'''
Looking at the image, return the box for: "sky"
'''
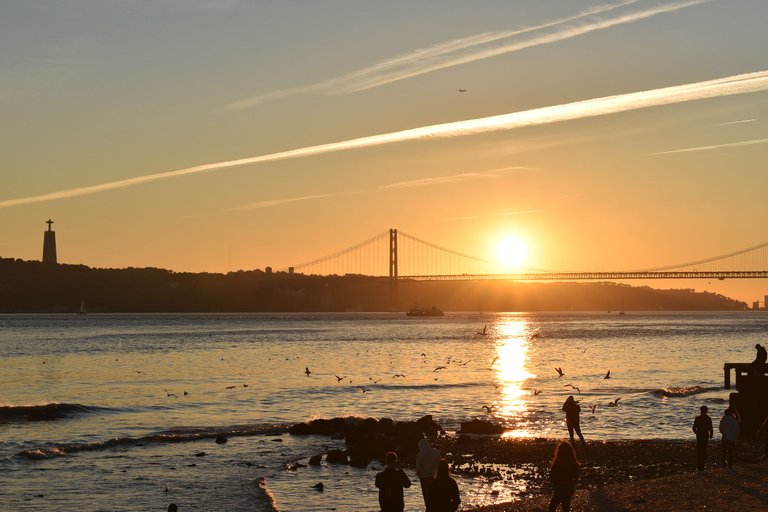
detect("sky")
[2,0,768,304]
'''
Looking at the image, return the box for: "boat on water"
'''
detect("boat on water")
[77,300,87,315]
[406,306,444,317]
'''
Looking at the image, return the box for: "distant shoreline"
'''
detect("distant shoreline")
[0,257,748,313]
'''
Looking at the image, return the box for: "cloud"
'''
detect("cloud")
[224,0,709,110]
[382,166,531,189]
[649,138,768,155]
[3,68,768,210]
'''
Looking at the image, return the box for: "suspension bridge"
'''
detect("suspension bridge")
[289,229,768,282]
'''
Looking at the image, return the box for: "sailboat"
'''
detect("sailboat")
[77,300,88,315]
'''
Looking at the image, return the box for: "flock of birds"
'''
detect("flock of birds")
[154,322,626,417]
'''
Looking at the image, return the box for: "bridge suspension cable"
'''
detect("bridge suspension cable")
[288,229,768,280]
[637,241,768,272]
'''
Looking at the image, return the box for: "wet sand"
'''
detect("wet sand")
[428,436,768,511]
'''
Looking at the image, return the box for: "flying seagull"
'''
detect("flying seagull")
[604,370,611,379]
[335,375,346,382]
[555,367,565,378]
[607,398,621,407]
[305,367,311,377]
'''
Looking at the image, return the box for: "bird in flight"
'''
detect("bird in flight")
[305,367,311,377]
[393,374,406,378]
[555,367,565,378]
[164,389,178,398]
[533,389,542,396]
[358,386,369,393]
[335,375,346,382]
[478,324,487,335]
[565,384,581,394]
[225,386,236,390]
[458,88,467,92]
[607,398,621,407]
[589,404,597,414]
[482,405,495,414]
[604,370,611,379]
[489,356,499,369]
[434,366,447,372]
[369,377,382,384]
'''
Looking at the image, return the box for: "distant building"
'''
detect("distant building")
[764,295,768,310]
[42,219,57,265]
[753,301,760,310]
[265,266,272,274]
[288,267,294,274]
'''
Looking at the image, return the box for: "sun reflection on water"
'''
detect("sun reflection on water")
[494,318,534,437]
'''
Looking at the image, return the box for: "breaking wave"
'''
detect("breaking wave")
[652,386,719,398]
[0,403,110,422]
[18,423,289,460]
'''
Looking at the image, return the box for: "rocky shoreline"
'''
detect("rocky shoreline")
[287,416,768,510]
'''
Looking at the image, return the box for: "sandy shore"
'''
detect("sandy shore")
[425,435,768,511]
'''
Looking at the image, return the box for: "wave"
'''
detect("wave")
[0,403,111,422]
[651,385,720,398]
[253,477,281,512]
[17,423,290,460]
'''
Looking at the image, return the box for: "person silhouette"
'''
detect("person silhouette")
[753,344,767,366]
[415,438,441,509]
[692,405,713,471]
[718,407,740,468]
[548,441,580,512]
[562,396,586,448]
[426,459,460,512]
[375,452,411,512]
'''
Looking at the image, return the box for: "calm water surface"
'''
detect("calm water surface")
[1,312,766,511]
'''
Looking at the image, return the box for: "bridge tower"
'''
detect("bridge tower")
[42,219,57,265]
[389,229,398,308]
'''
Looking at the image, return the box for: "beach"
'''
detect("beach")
[460,437,768,511]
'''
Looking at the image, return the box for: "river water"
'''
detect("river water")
[1,311,765,511]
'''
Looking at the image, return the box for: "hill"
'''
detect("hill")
[0,258,747,313]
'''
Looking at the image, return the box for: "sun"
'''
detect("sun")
[495,236,529,269]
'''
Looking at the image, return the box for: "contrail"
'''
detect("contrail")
[225,0,708,109]
[382,166,531,189]
[716,118,757,126]
[225,193,336,211]
[3,69,768,210]
[649,137,768,155]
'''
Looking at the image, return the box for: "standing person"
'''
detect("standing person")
[562,396,586,448]
[375,452,411,512]
[426,459,460,512]
[416,438,441,509]
[548,441,581,512]
[719,407,741,468]
[692,405,713,471]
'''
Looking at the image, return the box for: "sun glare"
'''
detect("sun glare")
[495,236,529,269]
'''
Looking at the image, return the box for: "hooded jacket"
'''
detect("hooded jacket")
[415,438,441,479]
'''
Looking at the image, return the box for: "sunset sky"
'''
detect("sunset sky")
[2,0,767,303]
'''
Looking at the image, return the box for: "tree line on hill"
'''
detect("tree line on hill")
[0,257,747,313]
